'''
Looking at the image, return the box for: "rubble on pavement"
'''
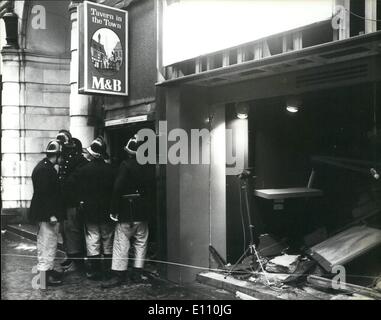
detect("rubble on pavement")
[205,223,381,300]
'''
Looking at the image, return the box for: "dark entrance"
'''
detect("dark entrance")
[225,82,381,262]
[107,121,155,166]
[106,120,158,262]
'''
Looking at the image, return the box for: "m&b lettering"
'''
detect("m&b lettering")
[92,76,122,92]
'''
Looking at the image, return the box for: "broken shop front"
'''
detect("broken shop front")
[159,30,381,289]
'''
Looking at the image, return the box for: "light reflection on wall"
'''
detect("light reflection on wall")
[163,0,333,66]
[0,19,5,74]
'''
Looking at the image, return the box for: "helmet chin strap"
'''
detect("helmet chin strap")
[54,154,60,165]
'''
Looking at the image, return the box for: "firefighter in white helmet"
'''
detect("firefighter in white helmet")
[29,139,65,286]
[65,136,115,280]
[102,133,155,288]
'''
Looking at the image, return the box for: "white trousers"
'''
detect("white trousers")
[84,223,114,256]
[111,222,149,271]
[37,222,60,272]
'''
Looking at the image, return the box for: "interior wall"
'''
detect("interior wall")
[222,81,381,258]
[248,83,381,242]
[250,97,311,189]
[225,104,250,263]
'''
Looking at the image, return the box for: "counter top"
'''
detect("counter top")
[254,188,323,200]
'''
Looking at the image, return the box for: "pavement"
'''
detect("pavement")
[1,230,237,300]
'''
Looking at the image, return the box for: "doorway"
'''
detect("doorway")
[106,120,158,263]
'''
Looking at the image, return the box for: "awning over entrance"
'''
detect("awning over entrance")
[157,30,381,89]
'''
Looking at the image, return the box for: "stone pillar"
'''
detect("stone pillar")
[165,87,181,282]
[69,1,96,147]
[1,47,27,212]
[1,2,26,214]
[165,86,211,283]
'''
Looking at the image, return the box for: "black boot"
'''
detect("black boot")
[73,252,86,271]
[101,270,126,289]
[61,254,77,271]
[45,270,63,286]
[128,267,146,283]
[102,254,113,280]
[86,255,102,280]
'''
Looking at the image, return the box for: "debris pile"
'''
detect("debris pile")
[265,254,300,274]
[208,224,381,300]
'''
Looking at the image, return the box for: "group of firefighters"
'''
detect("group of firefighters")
[28,130,155,288]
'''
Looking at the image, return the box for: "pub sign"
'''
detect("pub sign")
[78,1,128,96]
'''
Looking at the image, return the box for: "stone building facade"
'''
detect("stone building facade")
[1,0,157,220]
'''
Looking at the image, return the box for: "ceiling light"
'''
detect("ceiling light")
[286,106,299,113]
[235,102,249,119]
[286,96,301,113]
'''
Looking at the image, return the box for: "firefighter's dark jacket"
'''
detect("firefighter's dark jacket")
[61,154,89,207]
[110,157,155,222]
[58,150,88,182]
[65,158,115,223]
[28,158,65,223]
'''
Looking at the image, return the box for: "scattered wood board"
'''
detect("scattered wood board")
[265,254,300,273]
[257,234,288,257]
[197,271,331,300]
[307,275,381,300]
[236,291,259,300]
[209,245,227,270]
[308,225,381,272]
[283,260,317,285]
[249,272,289,288]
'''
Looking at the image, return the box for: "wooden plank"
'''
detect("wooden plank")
[283,260,317,285]
[236,291,259,300]
[254,188,323,200]
[307,275,381,299]
[197,272,324,300]
[197,272,283,300]
[209,245,227,270]
[309,226,381,272]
